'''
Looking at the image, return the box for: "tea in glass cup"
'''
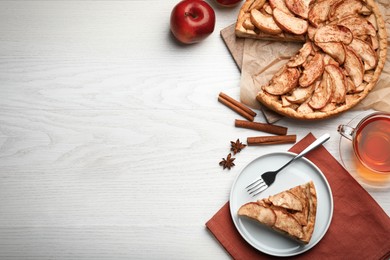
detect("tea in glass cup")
[338,112,390,174]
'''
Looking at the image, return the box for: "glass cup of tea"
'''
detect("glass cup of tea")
[338,112,390,174]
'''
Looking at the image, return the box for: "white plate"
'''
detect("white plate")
[230,152,333,257]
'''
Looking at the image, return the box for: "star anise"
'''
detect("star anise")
[230,139,246,154]
[219,153,235,170]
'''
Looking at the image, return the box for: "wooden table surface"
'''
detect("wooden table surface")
[0,1,388,259]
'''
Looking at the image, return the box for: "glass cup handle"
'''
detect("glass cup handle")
[337,124,354,141]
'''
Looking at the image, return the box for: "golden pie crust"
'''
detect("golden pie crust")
[235,0,387,120]
[238,181,317,244]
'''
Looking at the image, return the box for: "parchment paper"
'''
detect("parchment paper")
[221,24,284,123]
[239,0,390,113]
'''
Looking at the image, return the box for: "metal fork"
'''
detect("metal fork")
[246,133,330,196]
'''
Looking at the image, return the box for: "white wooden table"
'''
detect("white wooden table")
[0,1,388,259]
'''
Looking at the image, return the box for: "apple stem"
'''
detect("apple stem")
[185,12,197,19]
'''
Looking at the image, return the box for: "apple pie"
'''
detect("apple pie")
[238,181,317,244]
[235,0,387,119]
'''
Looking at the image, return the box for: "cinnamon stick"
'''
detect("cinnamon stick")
[219,92,257,117]
[218,96,255,121]
[247,135,297,145]
[235,119,288,135]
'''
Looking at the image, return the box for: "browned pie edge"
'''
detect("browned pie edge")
[237,0,387,120]
[302,181,317,243]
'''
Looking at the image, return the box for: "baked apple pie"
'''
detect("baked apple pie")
[235,0,387,119]
[238,181,317,244]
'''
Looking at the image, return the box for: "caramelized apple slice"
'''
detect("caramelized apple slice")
[299,53,324,87]
[273,8,308,35]
[345,77,356,93]
[274,210,304,239]
[262,91,280,102]
[338,15,376,38]
[287,42,313,67]
[281,95,293,107]
[355,82,367,93]
[281,96,299,109]
[359,5,372,16]
[366,13,378,31]
[238,202,276,227]
[344,47,364,88]
[307,25,317,41]
[348,38,377,70]
[262,3,274,15]
[269,0,293,15]
[326,64,347,104]
[308,0,340,27]
[345,93,361,106]
[315,42,345,64]
[285,82,316,104]
[250,9,283,34]
[363,71,374,83]
[328,0,363,21]
[314,25,353,44]
[323,54,340,66]
[370,36,379,50]
[285,0,314,19]
[248,0,267,11]
[263,66,300,95]
[268,189,304,211]
[308,70,333,109]
[297,100,314,114]
[310,41,321,54]
[320,102,337,112]
[243,13,255,30]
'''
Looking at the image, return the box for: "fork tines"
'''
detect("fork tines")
[246,178,268,196]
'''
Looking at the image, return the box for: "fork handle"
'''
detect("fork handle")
[294,133,330,161]
[274,134,330,174]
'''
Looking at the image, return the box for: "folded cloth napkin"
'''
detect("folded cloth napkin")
[206,133,390,260]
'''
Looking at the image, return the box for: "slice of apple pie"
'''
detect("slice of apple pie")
[235,0,387,119]
[238,181,317,244]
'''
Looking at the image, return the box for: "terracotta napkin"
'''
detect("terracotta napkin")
[206,133,390,259]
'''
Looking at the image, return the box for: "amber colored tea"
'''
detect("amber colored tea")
[354,116,390,173]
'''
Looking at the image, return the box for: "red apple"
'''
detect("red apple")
[170,0,216,44]
[215,0,243,7]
